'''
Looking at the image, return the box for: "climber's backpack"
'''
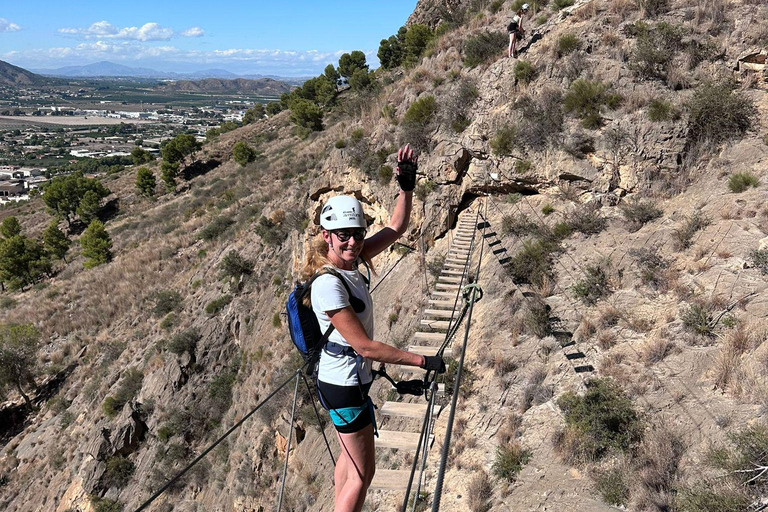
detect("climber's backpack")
[286,268,354,375]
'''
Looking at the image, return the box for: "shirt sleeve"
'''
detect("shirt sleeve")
[311,273,350,313]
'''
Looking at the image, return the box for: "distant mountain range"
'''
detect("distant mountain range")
[158,78,293,96]
[31,60,309,84]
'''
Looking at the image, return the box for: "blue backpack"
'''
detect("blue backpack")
[286,268,353,375]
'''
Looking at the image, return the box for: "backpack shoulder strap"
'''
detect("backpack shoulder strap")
[318,267,355,297]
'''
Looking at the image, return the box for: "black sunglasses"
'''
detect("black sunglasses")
[332,228,367,242]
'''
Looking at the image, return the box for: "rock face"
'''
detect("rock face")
[407,0,468,27]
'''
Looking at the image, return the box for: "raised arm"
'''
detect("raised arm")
[362,144,417,259]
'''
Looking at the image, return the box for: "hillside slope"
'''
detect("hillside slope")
[1,0,768,511]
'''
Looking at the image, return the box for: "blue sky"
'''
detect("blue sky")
[0,1,418,75]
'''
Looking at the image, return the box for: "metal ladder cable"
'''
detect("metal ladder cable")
[431,199,489,512]
[132,366,307,512]
[301,373,336,466]
[400,207,482,511]
[277,372,301,512]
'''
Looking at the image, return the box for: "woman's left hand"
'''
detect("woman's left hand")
[396,143,418,192]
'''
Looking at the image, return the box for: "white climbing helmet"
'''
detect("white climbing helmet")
[320,195,367,230]
[522,3,530,10]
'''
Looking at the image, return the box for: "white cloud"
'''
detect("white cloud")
[58,21,174,41]
[180,27,204,37]
[0,18,21,33]
[3,43,362,75]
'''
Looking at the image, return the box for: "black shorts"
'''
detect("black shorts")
[316,380,373,434]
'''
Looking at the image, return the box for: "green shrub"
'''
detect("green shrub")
[647,98,677,122]
[103,368,143,418]
[490,125,519,156]
[629,21,684,80]
[727,172,759,193]
[160,313,177,331]
[672,211,710,250]
[152,290,183,317]
[492,442,531,480]
[200,216,235,241]
[515,89,564,150]
[630,248,671,290]
[567,205,607,235]
[620,199,662,231]
[335,139,347,149]
[415,180,437,201]
[638,0,669,17]
[508,239,559,286]
[515,160,532,173]
[273,311,281,328]
[555,378,643,463]
[501,214,540,237]
[232,141,258,167]
[681,303,712,335]
[463,31,508,67]
[557,33,581,57]
[403,96,437,125]
[572,262,611,304]
[563,79,615,129]
[103,456,135,489]
[254,216,286,246]
[218,251,253,281]
[686,81,755,147]
[91,496,123,512]
[513,61,537,84]
[675,485,750,512]
[489,0,505,13]
[205,295,232,316]
[378,165,394,184]
[542,204,554,215]
[167,329,199,355]
[750,248,768,274]
[595,467,630,506]
[709,424,768,486]
[553,0,574,8]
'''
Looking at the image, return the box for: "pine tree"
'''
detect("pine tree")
[76,190,102,224]
[80,220,112,269]
[42,221,70,262]
[0,217,21,239]
[160,161,180,193]
[0,235,50,290]
[0,323,40,409]
[135,167,156,197]
[232,142,257,166]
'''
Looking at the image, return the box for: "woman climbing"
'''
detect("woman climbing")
[508,3,530,58]
[303,144,446,512]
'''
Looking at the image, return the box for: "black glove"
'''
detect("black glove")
[395,379,426,396]
[396,160,418,192]
[421,355,446,373]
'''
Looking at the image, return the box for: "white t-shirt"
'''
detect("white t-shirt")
[311,267,374,386]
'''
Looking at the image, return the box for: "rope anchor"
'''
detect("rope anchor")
[462,283,483,304]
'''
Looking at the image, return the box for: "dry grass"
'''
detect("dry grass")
[640,335,677,365]
[630,424,685,511]
[468,470,494,512]
[575,316,597,342]
[607,0,638,15]
[596,329,618,350]
[598,305,621,328]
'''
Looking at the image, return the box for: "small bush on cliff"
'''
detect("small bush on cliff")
[555,378,643,463]
[492,441,531,480]
[750,249,768,275]
[514,60,537,84]
[686,81,755,147]
[463,31,508,67]
[490,125,519,156]
[727,172,759,193]
[557,33,581,57]
[620,199,663,231]
[647,98,679,122]
[102,367,143,418]
[563,79,621,129]
[205,295,232,316]
[672,210,710,250]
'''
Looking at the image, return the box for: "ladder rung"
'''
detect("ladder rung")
[435,283,460,290]
[565,352,586,360]
[498,257,512,265]
[424,309,458,318]
[482,232,497,238]
[420,319,450,330]
[376,430,433,451]
[369,469,412,490]
[428,300,456,308]
[379,401,437,418]
[575,365,595,373]
[408,345,459,357]
[445,258,467,264]
[488,240,501,247]
[413,332,446,342]
[441,270,464,276]
[492,248,507,255]
[437,276,462,284]
[431,291,457,298]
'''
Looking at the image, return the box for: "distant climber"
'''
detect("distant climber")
[303,144,446,512]
[508,3,530,58]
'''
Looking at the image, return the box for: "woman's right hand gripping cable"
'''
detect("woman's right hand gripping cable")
[421,355,446,373]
